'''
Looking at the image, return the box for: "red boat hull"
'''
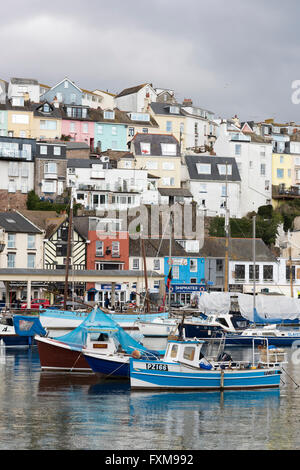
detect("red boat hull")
[36,337,92,372]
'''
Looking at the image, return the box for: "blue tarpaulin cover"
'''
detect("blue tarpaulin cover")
[50,308,164,357]
[13,315,47,337]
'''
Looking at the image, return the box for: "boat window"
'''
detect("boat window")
[183,346,195,361]
[216,318,229,328]
[170,344,178,358]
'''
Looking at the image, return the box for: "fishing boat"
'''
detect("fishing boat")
[129,336,286,391]
[0,315,46,347]
[35,307,163,373]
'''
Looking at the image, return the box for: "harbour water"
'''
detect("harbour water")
[1,341,300,451]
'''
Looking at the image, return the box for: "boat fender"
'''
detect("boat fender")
[131,350,141,359]
[199,361,212,371]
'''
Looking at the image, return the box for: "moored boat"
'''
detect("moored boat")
[129,337,286,391]
[225,324,300,347]
[35,307,164,373]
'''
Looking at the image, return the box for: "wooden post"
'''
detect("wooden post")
[64,189,74,311]
[27,279,31,310]
[111,282,116,310]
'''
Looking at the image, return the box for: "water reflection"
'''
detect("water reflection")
[0,345,300,450]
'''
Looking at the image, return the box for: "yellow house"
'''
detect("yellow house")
[6,102,62,140]
[272,152,293,207]
[130,133,182,188]
[149,102,185,150]
[7,106,34,138]
[31,102,62,140]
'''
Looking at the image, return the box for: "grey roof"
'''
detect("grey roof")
[158,188,193,197]
[65,142,90,149]
[185,155,241,182]
[130,237,277,262]
[150,102,184,116]
[0,212,42,234]
[132,133,180,156]
[10,77,39,85]
[200,237,277,262]
[67,158,95,168]
[116,84,148,98]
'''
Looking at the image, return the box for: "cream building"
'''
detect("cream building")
[130,133,182,189]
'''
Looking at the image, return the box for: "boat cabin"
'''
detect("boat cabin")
[164,339,205,368]
[84,328,119,355]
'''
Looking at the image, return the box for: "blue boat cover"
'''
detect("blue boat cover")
[50,307,164,357]
[13,315,47,337]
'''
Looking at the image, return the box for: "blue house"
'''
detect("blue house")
[91,108,128,152]
[164,256,206,305]
[41,77,83,106]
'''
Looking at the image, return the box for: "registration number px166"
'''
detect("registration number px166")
[146,363,169,371]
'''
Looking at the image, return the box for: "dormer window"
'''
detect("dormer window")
[196,163,211,174]
[169,106,180,114]
[140,143,151,155]
[104,110,115,120]
[43,103,50,113]
[218,164,232,175]
[161,143,177,156]
[129,112,150,122]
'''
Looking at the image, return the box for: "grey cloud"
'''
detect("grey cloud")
[1,0,300,123]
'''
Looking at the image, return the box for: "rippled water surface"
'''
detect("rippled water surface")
[0,343,300,450]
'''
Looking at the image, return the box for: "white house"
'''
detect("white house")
[67,158,160,210]
[115,84,157,113]
[183,155,242,218]
[213,121,273,216]
[181,101,217,150]
[8,78,40,104]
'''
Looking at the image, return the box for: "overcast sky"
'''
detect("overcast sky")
[1,0,300,122]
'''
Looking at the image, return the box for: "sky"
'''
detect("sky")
[1,0,300,123]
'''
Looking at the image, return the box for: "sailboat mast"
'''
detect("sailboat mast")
[64,188,74,310]
[224,162,229,292]
[168,210,173,313]
[141,236,150,313]
[253,215,256,313]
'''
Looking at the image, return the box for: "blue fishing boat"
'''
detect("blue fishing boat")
[129,337,285,391]
[0,315,46,347]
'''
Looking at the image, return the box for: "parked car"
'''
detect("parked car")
[21,299,50,310]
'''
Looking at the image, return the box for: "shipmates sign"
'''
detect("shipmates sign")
[171,284,207,293]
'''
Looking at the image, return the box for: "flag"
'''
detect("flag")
[166,266,172,292]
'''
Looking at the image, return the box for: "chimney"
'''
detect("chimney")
[183,98,193,106]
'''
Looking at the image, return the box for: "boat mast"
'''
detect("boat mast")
[63,187,74,311]
[168,210,173,314]
[252,215,256,317]
[224,162,229,292]
[141,234,150,313]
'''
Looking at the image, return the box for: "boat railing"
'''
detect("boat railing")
[251,338,288,367]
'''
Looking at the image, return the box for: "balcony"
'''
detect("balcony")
[272,184,300,200]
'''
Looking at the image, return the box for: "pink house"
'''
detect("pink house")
[61,118,95,149]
